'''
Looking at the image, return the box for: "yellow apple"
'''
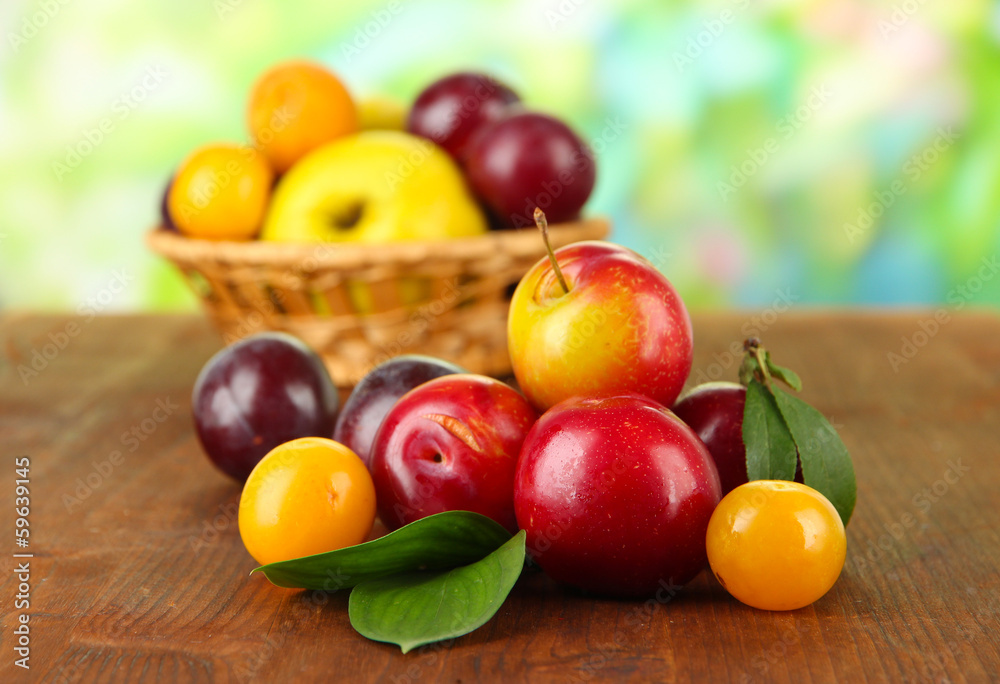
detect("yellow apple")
[261,130,487,243]
[262,131,486,313]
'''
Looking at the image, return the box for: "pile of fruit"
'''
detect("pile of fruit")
[191,211,857,652]
[160,62,596,242]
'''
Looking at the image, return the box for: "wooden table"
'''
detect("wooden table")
[1,312,998,683]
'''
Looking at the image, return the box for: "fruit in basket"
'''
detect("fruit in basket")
[358,94,407,131]
[706,480,846,611]
[407,72,520,161]
[239,437,376,565]
[193,332,339,481]
[514,394,722,597]
[247,60,358,173]
[672,382,749,496]
[465,111,595,227]
[508,214,693,412]
[334,355,466,469]
[261,130,487,243]
[370,374,537,533]
[159,174,177,231]
[167,143,273,240]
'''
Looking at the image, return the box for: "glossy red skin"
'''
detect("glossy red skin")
[672,383,748,495]
[508,241,693,412]
[407,72,520,161]
[192,333,339,481]
[465,111,595,226]
[514,394,722,597]
[333,355,465,469]
[370,374,537,533]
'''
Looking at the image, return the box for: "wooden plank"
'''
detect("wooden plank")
[0,312,998,683]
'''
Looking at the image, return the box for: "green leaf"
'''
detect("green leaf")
[772,389,857,525]
[742,379,798,481]
[764,352,803,392]
[251,511,512,591]
[348,530,526,653]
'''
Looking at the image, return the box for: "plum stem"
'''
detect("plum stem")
[740,337,804,392]
[752,348,773,390]
[534,208,569,295]
[740,337,772,389]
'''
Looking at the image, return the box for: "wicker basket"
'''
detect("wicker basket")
[147,218,610,387]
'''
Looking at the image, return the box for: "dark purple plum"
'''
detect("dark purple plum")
[160,174,177,231]
[334,355,465,469]
[672,382,748,495]
[407,72,520,161]
[673,381,802,495]
[193,332,338,481]
[464,111,595,227]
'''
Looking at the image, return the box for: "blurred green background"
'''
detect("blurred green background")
[2,0,998,312]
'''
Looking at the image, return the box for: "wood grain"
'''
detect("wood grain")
[1,311,998,683]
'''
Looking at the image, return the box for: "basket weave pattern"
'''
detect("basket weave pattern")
[147,218,610,387]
